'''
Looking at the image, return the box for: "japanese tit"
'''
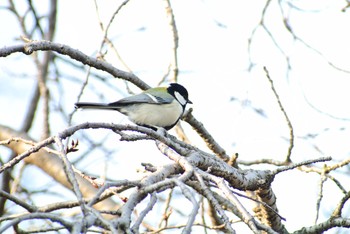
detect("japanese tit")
[74,83,192,130]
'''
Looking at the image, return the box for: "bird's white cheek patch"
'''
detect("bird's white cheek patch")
[174,91,187,105]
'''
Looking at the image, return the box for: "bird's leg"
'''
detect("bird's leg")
[156,126,167,137]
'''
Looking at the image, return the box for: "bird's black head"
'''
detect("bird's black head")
[167,83,192,106]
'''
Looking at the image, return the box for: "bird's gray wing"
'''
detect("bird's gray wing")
[108,92,173,106]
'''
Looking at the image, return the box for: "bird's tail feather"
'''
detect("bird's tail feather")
[74,102,120,111]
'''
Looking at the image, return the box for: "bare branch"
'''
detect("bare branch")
[0,213,73,233]
[252,188,286,233]
[2,1,350,233]
[215,178,259,233]
[131,192,157,232]
[53,136,88,215]
[0,125,120,216]
[194,171,236,233]
[0,40,150,90]
[263,67,294,162]
[174,180,199,234]
[273,156,332,175]
[292,217,350,234]
[332,190,350,218]
[314,171,327,224]
[162,0,179,83]
[183,109,230,162]
[158,189,174,229]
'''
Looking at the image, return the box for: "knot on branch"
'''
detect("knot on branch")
[24,44,34,55]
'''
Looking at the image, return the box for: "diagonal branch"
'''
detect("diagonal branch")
[263,66,294,162]
[0,125,119,216]
[0,40,150,91]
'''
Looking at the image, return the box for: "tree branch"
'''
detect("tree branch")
[0,40,150,90]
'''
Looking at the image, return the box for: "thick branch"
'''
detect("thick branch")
[0,40,149,90]
[0,125,119,215]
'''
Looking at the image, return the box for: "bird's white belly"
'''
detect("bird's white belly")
[125,101,183,127]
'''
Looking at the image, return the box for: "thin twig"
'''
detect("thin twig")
[131,192,157,232]
[194,171,236,233]
[315,171,327,224]
[263,66,294,162]
[273,156,332,175]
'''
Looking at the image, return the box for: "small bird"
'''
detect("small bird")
[75,83,192,130]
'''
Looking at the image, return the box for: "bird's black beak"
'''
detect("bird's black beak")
[187,100,193,104]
